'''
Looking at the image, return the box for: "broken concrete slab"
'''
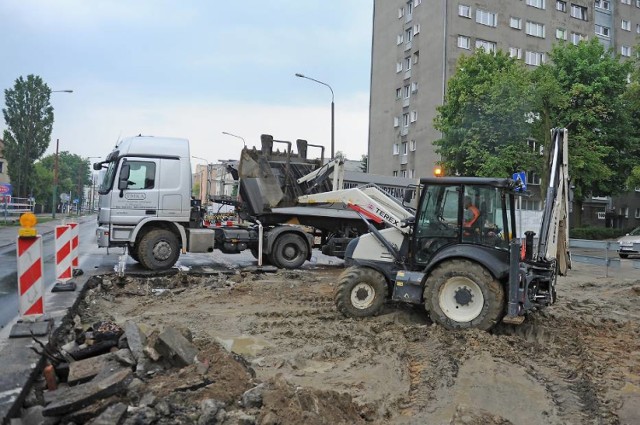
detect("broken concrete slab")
[87,402,127,425]
[9,319,53,338]
[67,349,134,385]
[123,321,146,363]
[156,327,198,367]
[42,369,132,417]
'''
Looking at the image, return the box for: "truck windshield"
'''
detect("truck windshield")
[98,161,118,194]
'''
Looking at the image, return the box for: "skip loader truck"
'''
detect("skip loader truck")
[95,129,569,330]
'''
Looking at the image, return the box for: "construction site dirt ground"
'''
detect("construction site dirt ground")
[77,262,640,425]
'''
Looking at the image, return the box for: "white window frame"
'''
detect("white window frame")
[393,117,400,128]
[393,171,398,177]
[635,208,640,219]
[525,51,545,66]
[458,35,471,49]
[402,142,408,155]
[637,23,640,33]
[396,88,401,99]
[409,140,416,151]
[458,4,471,18]
[509,46,522,59]
[396,61,403,73]
[556,0,567,11]
[636,0,640,7]
[476,9,497,27]
[398,7,405,18]
[597,211,606,220]
[413,24,421,35]
[621,45,631,57]
[510,17,522,29]
[556,27,567,39]
[526,0,546,9]
[397,34,404,45]
[413,51,420,64]
[475,39,496,53]
[571,4,588,20]
[414,0,422,6]
[404,56,412,71]
[622,20,631,31]
[571,32,586,44]
[526,21,546,38]
[410,110,418,123]
[403,85,411,99]
[405,28,413,43]
[403,113,410,127]
[595,24,610,37]
[595,0,611,9]
[621,0,630,5]
[411,82,418,93]
[393,143,400,155]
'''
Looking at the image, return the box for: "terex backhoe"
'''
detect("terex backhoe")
[299,128,571,330]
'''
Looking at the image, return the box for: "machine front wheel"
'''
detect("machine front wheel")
[335,267,388,318]
[424,260,504,330]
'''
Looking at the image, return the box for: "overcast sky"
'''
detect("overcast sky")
[0,0,373,168]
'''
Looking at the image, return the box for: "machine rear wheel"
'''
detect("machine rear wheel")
[424,260,504,330]
[250,248,272,266]
[272,233,308,269]
[335,267,388,318]
[138,229,180,271]
[619,253,629,259]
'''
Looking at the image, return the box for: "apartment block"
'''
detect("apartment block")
[368,0,640,178]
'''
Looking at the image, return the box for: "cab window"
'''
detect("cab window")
[124,161,156,190]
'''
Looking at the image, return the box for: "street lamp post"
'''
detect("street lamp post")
[295,73,335,159]
[221,132,246,148]
[51,89,73,219]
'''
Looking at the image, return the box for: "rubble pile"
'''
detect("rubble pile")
[14,275,367,425]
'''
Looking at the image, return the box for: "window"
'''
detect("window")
[411,82,418,93]
[393,117,400,127]
[636,0,640,7]
[393,143,400,155]
[635,208,640,219]
[622,207,629,218]
[413,51,420,64]
[458,4,471,18]
[404,56,412,70]
[396,61,403,73]
[527,171,541,185]
[404,85,411,99]
[0,161,3,173]
[510,17,522,29]
[622,20,631,31]
[410,110,418,123]
[407,1,414,15]
[556,28,567,39]
[476,9,497,27]
[621,45,631,56]
[405,28,413,43]
[398,7,405,18]
[509,46,522,59]
[458,35,471,49]
[123,161,156,190]
[595,0,610,9]
[393,171,398,177]
[621,0,630,4]
[525,51,545,66]
[397,34,404,45]
[571,4,588,20]
[571,32,586,44]
[637,24,640,33]
[526,21,546,37]
[526,0,546,9]
[403,113,410,127]
[396,88,402,99]
[401,170,408,178]
[556,0,567,11]
[597,211,606,220]
[413,24,421,35]
[409,140,417,151]
[595,24,610,37]
[414,0,422,6]
[476,39,496,53]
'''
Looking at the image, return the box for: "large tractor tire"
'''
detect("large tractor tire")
[271,233,309,269]
[335,267,388,318]
[137,229,180,271]
[424,259,504,331]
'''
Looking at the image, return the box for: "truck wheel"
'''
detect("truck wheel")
[335,267,387,318]
[424,260,504,331]
[272,233,308,269]
[250,248,272,266]
[619,253,629,259]
[129,247,140,263]
[138,229,180,271]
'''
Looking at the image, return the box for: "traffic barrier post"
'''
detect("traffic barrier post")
[68,221,84,277]
[52,224,76,292]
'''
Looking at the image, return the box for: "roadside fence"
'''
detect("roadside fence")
[569,239,640,277]
[2,197,36,224]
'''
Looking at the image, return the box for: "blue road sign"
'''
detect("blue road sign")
[513,172,527,192]
[73,198,79,204]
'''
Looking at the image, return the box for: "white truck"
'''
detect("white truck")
[94,134,414,270]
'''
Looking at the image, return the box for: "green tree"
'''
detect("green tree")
[434,50,541,177]
[360,154,368,172]
[622,51,640,190]
[2,75,54,197]
[540,39,635,224]
[34,152,91,212]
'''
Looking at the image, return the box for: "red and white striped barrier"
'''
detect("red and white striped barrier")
[16,235,45,318]
[55,225,73,281]
[68,222,79,270]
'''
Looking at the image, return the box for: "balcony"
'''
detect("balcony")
[404,70,411,80]
[400,127,409,136]
[404,41,412,51]
[402,98,410,108]
[400,155,408,165]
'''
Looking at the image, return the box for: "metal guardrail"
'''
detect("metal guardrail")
[1,198,35,223]
[569,238,640,276]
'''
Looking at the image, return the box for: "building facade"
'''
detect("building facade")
[368,0,640,178]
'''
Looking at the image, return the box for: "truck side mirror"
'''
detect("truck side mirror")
[93,162,102,171]
[118,163,131,191]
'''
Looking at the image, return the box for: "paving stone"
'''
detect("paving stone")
[42,369,132,417]
[156,327,198,367]
[67,349,133,384]
[88,402,128,425]
[123,321,146,362]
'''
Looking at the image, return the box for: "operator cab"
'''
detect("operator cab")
[411,177,516,267]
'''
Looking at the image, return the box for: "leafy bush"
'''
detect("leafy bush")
[570,227,628,240]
